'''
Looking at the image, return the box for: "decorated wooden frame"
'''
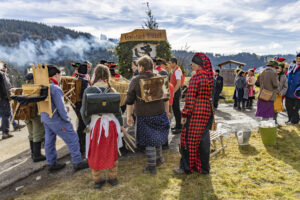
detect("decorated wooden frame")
[110,77,130,106]
[12,88,37,121]
[60,76,82,107]
[32,64,53,118]
[139,75,170,102]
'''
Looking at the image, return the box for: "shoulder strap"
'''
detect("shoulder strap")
[94,87,110,94]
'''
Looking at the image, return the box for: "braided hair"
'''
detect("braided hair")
[92,64,112,89]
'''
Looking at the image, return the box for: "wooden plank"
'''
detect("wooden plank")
[32,64,53,118]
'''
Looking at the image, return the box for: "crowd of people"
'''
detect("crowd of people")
[231,54,300,126]
[0,52,299,190]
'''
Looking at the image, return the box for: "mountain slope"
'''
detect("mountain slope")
[0,19,91,46]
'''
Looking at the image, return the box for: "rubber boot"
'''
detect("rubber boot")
[29,140,34,159]
[32,141,46,162]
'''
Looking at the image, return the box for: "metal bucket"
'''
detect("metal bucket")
[235,130,252,146]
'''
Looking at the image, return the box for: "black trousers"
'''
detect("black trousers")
[0,99,11,133]
[74,102,86,154]
[213,93,221,108]
[172,88,182,129]
[180,112,213,174]
[285,97,300,124]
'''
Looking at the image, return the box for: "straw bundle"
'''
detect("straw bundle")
[110,78,130,106]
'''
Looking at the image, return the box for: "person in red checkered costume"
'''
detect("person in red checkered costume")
[173,53,214,175]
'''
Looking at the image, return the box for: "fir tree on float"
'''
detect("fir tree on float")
[142,2,159,30]
[116,2,172,79]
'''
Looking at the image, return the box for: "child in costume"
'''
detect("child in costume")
[81,64,126,189]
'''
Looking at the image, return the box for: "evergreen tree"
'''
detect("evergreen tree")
[142,2,159,29]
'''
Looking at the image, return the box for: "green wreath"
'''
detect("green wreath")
[116,41,172,79]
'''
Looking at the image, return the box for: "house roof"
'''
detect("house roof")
[217,60,246,68]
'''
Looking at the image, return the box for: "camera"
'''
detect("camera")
[71,62,88,75]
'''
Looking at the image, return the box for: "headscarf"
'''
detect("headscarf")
[191,52,214,89]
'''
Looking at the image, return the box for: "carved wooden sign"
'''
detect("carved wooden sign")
[120,29,167,43]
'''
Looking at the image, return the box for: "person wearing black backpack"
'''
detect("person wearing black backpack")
[81,64,127,189]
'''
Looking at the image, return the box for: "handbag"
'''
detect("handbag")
[86,87,120,116]
[258,70,273,101]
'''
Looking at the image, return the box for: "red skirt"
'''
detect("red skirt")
[88,118,118,170]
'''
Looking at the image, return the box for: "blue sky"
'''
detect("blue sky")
[1,0,300,54]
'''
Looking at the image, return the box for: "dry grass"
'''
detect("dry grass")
[16,125,300,200]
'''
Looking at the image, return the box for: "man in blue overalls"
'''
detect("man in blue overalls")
[41,65,88,172]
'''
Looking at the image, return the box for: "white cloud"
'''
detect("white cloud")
[0,0,299,54]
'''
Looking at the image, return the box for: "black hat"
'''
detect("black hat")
[84,61,92,65]
[158,59,167,65]
[78,63,88,74]
[158,70,169,76]
[100,60,107,64]
[170,57,177,64]
[25,73,33,81]
[48,65,61,77]
[238,70,245,76]
[192,55,203,66]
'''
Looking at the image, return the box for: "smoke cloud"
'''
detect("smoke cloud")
[0,35,117,68]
